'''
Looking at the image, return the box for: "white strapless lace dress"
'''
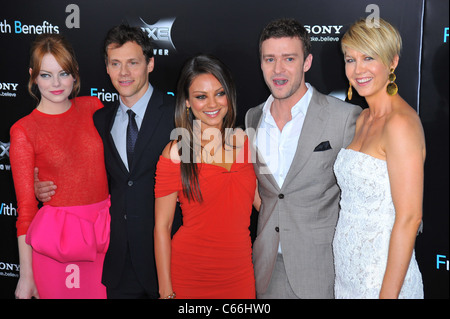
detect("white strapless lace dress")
[333,148,423,299]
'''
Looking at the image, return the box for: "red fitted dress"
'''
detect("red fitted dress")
[155,138,256,299]
[10,96,110,299]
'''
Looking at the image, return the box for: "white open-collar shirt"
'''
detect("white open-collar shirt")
[256,82,312,188]
[256,82,313,253]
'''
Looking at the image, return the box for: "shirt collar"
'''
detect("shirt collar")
[118,84,153,119]
[262,82,312,122]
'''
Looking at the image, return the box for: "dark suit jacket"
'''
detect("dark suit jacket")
[93,88,181,296]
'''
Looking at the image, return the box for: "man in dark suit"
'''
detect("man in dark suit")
[35,25,181,298]
[96,24,183,299]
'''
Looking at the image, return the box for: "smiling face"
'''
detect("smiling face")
[106,41,154,107]
[33,53,74,110]
[260,36,312,106]
[186,73,229,132]
[344,47,398,101]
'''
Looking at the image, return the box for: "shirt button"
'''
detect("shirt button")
[278,194,284,199]
[124,214,127,220]
[275,226,279,232]
[128,181,133,186]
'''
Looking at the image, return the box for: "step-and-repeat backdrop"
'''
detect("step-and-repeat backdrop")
[1,0,448,298]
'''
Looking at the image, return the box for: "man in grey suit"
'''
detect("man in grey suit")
[245,18,361,298]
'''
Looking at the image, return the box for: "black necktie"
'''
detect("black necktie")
[126,109,138,168]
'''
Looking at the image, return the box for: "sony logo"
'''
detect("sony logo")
[0,83,19,91]
[305,25,343,35]
[0,262,20,272]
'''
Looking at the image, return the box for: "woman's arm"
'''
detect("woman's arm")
[15,235,39,299]
[380,111,426,298]
[253,181,261,212]
[154,142,180,299]
[154,191,178,299]
[9,124,40,298]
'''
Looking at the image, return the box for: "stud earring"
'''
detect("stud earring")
[347,81,353,100]
[386,68,398,96]
[186,106,190,117]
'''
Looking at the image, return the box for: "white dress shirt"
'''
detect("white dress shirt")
[110,84,153,171]
[256,82,312,253]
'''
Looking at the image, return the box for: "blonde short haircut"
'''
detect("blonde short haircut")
[341,18,402,67]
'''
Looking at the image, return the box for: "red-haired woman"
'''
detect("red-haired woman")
[10,34,110,299]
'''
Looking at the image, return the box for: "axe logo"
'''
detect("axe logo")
[127,16,177,54]
[0,141,10,161]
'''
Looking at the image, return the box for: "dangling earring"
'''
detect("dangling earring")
[186,106,190,117]
[347,81,353,100]
[386,68,398,96]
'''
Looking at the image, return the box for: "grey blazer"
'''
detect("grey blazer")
[245,87,361,298]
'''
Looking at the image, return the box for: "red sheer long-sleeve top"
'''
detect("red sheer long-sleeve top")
[10,97,109,236]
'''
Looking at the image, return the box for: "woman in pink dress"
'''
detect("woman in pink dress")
[10,34,110,299]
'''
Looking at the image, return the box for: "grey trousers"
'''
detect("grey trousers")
[257,254,299,299]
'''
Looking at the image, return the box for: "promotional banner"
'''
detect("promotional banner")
[416,0,449,299]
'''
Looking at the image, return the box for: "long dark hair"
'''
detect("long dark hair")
[174,54,237,202]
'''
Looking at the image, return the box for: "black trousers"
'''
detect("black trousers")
[106,247,158,299]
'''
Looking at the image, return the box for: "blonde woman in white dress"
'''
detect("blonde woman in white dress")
[333,18,425,299]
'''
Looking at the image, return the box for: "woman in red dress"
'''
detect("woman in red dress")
[10,34,110,299]
[154,54,260,299]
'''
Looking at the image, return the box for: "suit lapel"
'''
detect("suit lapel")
[129,90,164,172]
[282,88,328,188]
[248,104,281,192]
[104,103,130,176]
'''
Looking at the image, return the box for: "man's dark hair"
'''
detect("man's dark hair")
[259,18,311,59]
[103,24,154,63]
